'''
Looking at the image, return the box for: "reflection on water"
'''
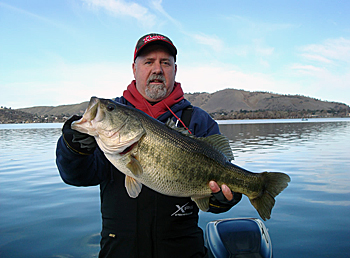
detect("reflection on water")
[205,119,350,258]
[0,126,101,258]
[220,121,349,153]
[1,120,350,258]
[219,121,350,196]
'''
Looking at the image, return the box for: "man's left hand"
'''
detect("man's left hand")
[209,181,233,201]
[208,180,242,214]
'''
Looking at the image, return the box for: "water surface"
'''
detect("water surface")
[1,119,349,257]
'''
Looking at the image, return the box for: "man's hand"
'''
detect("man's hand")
[209,181,233,201]
[208,180,242,214]
[62,115,97,155]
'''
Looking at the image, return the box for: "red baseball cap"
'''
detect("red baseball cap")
[134,33,177,62]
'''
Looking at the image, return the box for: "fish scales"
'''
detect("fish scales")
[72,97,291,220]
[136,114,235,196]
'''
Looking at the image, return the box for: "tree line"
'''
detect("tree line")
[211,108,349,120]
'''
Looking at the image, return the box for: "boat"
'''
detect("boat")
[205,218,272,258]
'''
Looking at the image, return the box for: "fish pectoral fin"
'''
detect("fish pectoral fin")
[191,196,210,212]
[126,155,143,177]
[125,175,142,198]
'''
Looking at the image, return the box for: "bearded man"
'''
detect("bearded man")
[56,33,242,258]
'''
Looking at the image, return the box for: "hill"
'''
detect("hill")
[184,89,347,112]
[17,101,89,117]
[0,108,35,124]
[184,89,349,119]
[4,88,349,123]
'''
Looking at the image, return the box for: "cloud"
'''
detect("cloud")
[0,2,74,32]
[252,39,274,56]
[176,61,350,106]
[150,0,181,28]
[176,63,293,94]
[226,15,297,36]
[81,0,156,27]
[290,64,326,75]
[299,53,333,64]
[252,39,275,68]
[1,61,134,108]
[299,37,350,64]
[191,33,224,52]
[289,37,350,104]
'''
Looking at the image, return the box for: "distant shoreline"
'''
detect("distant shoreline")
[1,107,349,124]
[1,117,349,128]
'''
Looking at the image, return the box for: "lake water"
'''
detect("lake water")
[1,118,349,257]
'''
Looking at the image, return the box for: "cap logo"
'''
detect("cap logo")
[143,35,166,45]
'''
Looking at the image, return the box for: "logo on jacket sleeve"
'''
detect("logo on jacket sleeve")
[171,202,194,216]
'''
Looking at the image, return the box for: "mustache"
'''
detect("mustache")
[147,74,166,85]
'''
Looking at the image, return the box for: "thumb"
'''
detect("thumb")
[209,181,221,193]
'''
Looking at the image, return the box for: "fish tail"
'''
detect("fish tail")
[249,172,290,221]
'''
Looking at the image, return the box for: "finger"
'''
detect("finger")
[209,181,221,193]
[222,184,233,201]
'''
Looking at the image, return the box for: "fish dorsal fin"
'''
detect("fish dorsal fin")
[125,175,142,198]
[166,118,233,161]
[199,134,234,161]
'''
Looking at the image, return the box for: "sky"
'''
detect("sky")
[1,0,350,109]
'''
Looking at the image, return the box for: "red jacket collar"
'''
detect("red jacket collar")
[123,80,184,118]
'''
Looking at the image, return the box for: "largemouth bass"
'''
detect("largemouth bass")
[72,97,290,220]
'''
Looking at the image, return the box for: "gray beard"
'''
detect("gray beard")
[145,84,167,101]
[145,74,167,101]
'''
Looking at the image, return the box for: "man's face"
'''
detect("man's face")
[133,44,177,102]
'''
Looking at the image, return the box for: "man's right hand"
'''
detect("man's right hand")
[62,115,97,155]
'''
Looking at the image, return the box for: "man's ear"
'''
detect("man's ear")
[174,63,177,76]
[132,62,136,78]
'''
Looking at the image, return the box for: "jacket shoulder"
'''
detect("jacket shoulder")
[189,106,220,137]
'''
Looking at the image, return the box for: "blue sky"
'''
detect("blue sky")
[1,0,350,109]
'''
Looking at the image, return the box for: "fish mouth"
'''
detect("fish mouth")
[86,97,101,122]
[71,97,99,133]
[72,97,120,136]
[74,97,129,135]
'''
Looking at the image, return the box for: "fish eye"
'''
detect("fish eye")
[107,104,116,112]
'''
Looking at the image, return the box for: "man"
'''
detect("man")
[56,33,242,258]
